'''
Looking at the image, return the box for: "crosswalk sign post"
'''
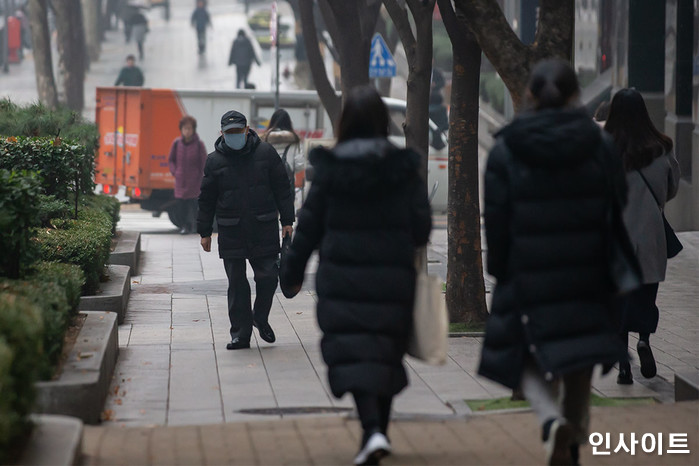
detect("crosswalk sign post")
[369,33,396,78]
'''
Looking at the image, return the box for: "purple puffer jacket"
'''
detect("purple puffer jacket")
[168,133,208,199]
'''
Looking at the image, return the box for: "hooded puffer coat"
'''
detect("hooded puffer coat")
[197,129,295,259]
[282,138,432,397]
[478,108,626,389]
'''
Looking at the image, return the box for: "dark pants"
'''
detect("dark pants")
[352,391,393,439]
[223,255,278,341]
[178,198,198,233]
[236,64,251,89]
[196,29,206,53]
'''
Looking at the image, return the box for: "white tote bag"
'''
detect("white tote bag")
[407,247,448,365]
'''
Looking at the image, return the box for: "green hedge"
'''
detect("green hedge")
[0,170,42,279]
[35,205,113,295]
[32,262,85,317]
[0,278,72,379]
[0,294,44,464]
[0,99,99,155]
[0,137,95,200]
[82,194,121,234]
[36,194,72,228]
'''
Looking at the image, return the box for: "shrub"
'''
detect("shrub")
[0,279,71,379]
[0,137,95,200]
[0,293,44,463]
[0,99,99,155]
[35,206,113,295]
[480,72,505,115]
[0,170,42,279]
[32,262,85,315]
[36,194,72,228]
[82,194,120,233]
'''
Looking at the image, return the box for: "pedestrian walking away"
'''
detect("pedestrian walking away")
[129,10,149,60]
[198,110,295,350]
[281,86,432,465]
[228,29,260,89]
[478,59,627,466]
[191,0,212,55]
[114,55,144,86]
[604,88,681,385]
[262,109,303,207]
[168,115,208,235]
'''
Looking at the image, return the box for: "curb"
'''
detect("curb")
[109,230,141,275]
[79,264,131,324]
[449,332,486,338]
[19,415,83,466]
[34,311,119,424]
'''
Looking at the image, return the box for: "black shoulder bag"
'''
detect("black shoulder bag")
[637,170,683,258]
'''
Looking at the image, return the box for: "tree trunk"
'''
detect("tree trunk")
[299,0,341,127]
[52,0,86,110]
[439,0,488,324]
[327,1,381,103]
[454,0,574,111]
[80,0,100,61]
[383,0,434,182]
[26,0,58,108]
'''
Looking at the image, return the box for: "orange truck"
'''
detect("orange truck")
[94,87,330,227]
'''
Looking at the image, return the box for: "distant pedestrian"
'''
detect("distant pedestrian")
[478,59,627,465]
[168,115,208,234]
[281,86,432,465]
[228,29,260,89]
[198,110,295,350]
[191,0,212,55]
[114,55,144,86]
[604,88,680,385]
[129,10,149,60]
[262,109,302,203]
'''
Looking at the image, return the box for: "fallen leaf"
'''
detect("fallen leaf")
[77,352,94,360]
[296,312,303,315]
[101,409,115,421]
[114,399,123,405]
[132,281,140,284]
[139,409,146,414]
[113,385,120,395]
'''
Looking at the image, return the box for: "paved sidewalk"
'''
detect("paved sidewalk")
[102,208,699,429]
[83,402,698,465]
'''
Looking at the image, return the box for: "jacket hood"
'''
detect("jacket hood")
[263,129,299,146]
[309,137,419,194]
[215,128,261,156]
[497,107,602,168]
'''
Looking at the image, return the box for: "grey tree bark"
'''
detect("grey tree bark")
[51,0,87,110]
[27,0,58,108]
[81,0,100,61]
[383,0,434,183]
[454,0,574,110]
[437,0,488,325]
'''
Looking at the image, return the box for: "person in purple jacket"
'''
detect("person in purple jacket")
[168,115,208,234]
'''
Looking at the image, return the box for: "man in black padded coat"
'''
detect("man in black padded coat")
[198,110,295,350]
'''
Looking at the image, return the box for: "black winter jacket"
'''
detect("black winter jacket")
[282,138,432,397]
[478,108,626,389]
[197,130,295,259]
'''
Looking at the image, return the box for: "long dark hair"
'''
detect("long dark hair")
[604,88,673,171]
[336,85,389,143]
[525,59,580,111]
[263,108,300,144]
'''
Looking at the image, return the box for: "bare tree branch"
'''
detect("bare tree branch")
[382,0,415,54]
[299,0,341,126]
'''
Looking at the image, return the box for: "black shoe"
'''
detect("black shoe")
[226,337,250,350]
[617,365,633,385]
[570,444,580,466]
[637,340,657,378]
[253,321,276,343]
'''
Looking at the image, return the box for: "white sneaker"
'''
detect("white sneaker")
[544,418,573,465]
[353,432,391,465]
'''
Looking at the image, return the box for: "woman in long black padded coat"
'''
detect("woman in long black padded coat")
[478,60,626,466]
[282,86,432,466]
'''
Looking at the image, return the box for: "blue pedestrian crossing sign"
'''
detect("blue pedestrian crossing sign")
[369,34,396,78]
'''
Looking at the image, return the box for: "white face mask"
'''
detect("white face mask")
[224,132,246,150]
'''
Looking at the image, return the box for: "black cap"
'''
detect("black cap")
[221,110,247,131]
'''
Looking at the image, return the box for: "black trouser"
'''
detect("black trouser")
[196,29,206,53]
[236,64,251,89]
[223,255,278,341]
[352,391,393,440]
[178,198,198,232]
